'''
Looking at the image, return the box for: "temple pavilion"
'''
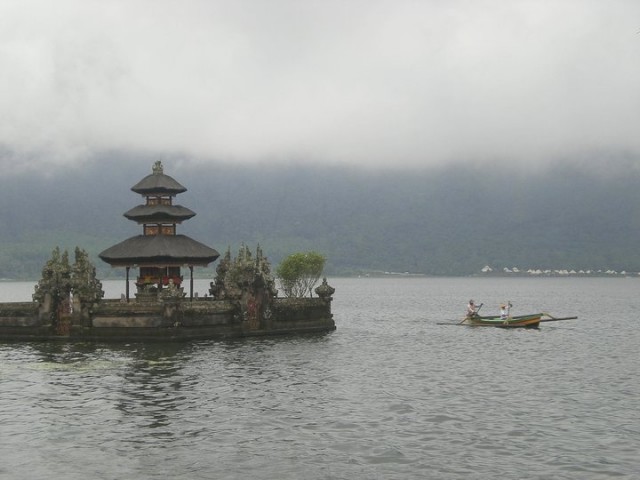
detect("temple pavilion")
[99,161,220,301]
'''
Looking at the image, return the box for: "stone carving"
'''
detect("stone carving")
[210,244,278,330]
[33,247,72,327]
[152,160,164,174]
[159,278,185,302]
[314,277,335,301]
[33,246,104,332]
[210,244,277,300]
[209,248,231,299]
[71,247,104,305]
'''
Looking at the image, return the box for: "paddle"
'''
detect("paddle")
[539,315,578,323]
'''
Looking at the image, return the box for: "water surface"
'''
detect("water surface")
[1,277,639,479]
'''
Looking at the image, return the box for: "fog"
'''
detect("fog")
[1,0,639,171]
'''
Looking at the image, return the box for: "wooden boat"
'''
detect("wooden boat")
[463,313,543,328]
[455,312,578,328]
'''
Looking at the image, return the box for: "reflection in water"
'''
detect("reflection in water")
[114,343,195,434]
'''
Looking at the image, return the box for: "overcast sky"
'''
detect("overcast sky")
[1,0,639,170]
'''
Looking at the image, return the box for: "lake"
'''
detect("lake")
[1,277,639,479]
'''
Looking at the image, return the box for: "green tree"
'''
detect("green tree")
[276,251,326,298]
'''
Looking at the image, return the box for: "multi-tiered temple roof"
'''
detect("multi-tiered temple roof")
[99,161,219,300]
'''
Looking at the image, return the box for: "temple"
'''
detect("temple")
[0,161,336,340]
[99,161,219,302]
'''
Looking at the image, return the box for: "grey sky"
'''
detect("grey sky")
[1,0,639,169]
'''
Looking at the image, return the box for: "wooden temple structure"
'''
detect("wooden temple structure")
[99,161,219,301]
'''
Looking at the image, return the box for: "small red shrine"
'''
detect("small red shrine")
[99,161,219,301]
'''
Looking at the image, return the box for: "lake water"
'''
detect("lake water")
[1,277,639,479]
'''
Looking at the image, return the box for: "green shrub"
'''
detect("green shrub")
[276,251,326,298]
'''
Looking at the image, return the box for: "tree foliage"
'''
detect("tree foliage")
[276,251,326,298]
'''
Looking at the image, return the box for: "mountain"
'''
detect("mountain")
[1,154,640,279]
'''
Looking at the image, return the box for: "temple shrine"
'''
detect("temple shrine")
[0,161,335,340]
[99,161,219,301]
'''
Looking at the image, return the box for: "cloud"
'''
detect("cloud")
[1,0,639,169]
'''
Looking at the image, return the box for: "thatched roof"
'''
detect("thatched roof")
[131,161,187,195]
[99,235,220,267]
[123,204,196,223]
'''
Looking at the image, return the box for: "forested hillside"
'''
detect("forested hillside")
[2,155,640,279]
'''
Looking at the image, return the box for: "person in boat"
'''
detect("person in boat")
[500,302,512,319]
[466,300,479,318]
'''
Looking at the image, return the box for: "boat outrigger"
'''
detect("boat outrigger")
[438,300,579,328]
[437,300,578,327]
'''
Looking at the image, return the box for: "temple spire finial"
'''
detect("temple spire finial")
[152,161,164,175]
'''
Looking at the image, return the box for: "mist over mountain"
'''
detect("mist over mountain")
[2,154,640,279]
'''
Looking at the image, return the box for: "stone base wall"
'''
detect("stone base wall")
[0,297,335,341]
[0,302,40,327]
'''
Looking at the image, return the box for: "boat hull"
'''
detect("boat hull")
[464,313,542,328]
